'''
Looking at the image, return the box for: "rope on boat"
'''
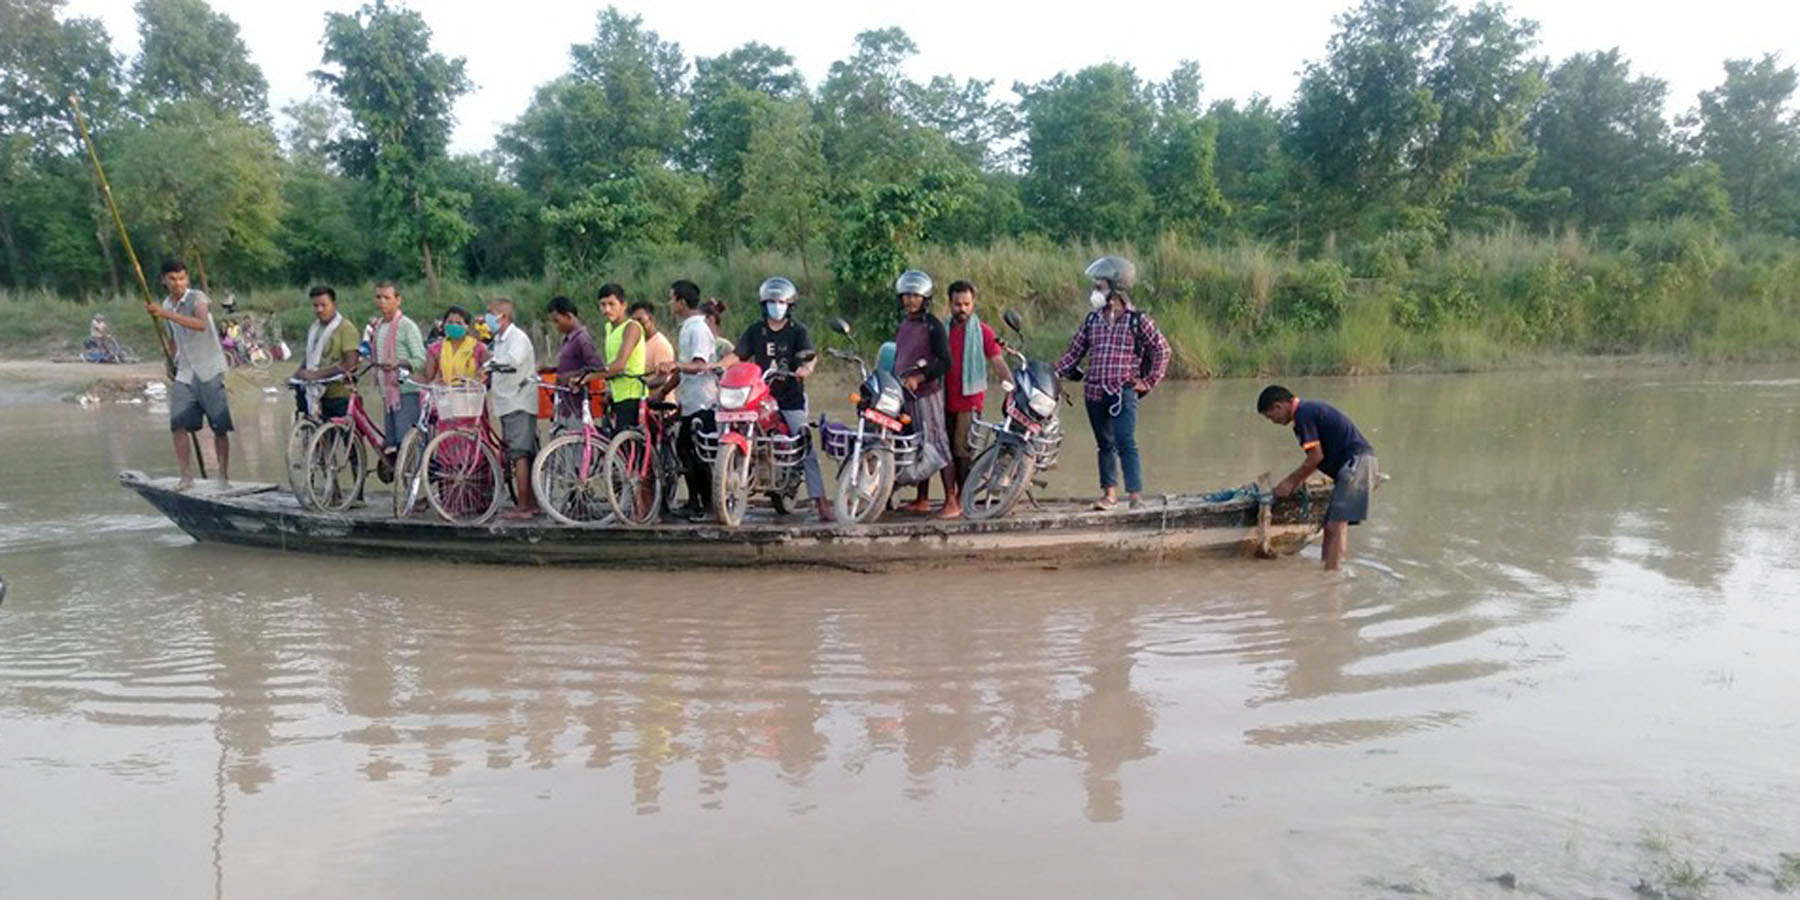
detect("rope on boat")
[1199,482,1313,519]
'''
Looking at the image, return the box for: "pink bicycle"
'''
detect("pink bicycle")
[531,379,614,526]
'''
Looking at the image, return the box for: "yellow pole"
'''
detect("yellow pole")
[69,95,206,478]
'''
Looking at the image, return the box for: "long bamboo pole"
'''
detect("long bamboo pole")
[68,95,207,479]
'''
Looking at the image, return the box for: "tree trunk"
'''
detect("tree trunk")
[191,244,212,293]
[0,211,23,285]
[421,239,440,301]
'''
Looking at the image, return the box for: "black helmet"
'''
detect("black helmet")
[894,270,934,298]
[1083,256,1136,292]
[758,277,798,303]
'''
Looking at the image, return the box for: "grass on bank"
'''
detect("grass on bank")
[7,225,1800,377]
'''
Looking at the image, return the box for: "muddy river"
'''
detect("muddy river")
[2,365,1797,898]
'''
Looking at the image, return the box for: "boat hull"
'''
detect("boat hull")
[118,470,1334,571]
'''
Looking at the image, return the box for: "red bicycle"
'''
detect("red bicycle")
[417,379,507,525]
[299,365,392,513]
[602,374,683,527]
[531,378,614,526]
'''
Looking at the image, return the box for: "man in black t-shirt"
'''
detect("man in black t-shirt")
[732,276,832,521]
[1257,384,1378,571]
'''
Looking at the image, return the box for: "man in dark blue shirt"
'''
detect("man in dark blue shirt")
[1257,385,1378,571]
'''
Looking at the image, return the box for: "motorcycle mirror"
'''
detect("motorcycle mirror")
[797,349,818,364]
[828,317,853,337]
[1002,308,1024,334]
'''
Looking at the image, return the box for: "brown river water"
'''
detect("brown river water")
[2,365,1798,899]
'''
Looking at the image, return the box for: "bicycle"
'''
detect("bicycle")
[389,377,439,518]
[601,374,683,527]
[531,378,615,526]
[299,366,395,513]
[416,378,508,525]
[284,373,341,502]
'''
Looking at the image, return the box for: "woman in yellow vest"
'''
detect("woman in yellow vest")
[424,305,490,386]
[595,284,645,432]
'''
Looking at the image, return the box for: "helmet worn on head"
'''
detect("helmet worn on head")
[1083,256,1136,292]
[758,277,798,303]
[894,270,934,298]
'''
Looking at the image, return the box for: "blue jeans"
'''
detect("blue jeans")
[1085,390,1142,494]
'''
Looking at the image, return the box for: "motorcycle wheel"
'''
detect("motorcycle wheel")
[712,441,752,527]
[962,442,1035,521]
[833,446,895,525]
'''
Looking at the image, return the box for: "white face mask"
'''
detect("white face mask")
[1089,290,1107,310]
[764,301,789,322]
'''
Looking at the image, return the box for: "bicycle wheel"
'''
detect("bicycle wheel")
[531,432,612,526]
[423,430,503,525]
[962,442,1034,521]
[392,427,426,518]
[603,430,662,527]
[833,446,895,525]
[304,421,367,513]
[285,418,318,506]
[249,344,272,369]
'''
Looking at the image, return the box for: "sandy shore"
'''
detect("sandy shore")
[0,358,167,385]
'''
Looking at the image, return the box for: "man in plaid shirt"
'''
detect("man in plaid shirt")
[1056,256,1171,510]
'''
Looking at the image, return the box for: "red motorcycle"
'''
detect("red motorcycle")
[699,353,815,526]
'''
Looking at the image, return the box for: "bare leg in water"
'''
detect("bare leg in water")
[1321,520,1347,571]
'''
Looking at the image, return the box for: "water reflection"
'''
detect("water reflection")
[2,364,1798,838]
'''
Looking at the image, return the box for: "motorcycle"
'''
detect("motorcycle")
[818,317,921,524]
[961,309,1067,520]
[698,351,817,526]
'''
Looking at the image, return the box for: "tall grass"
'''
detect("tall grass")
[10,226,1800,376]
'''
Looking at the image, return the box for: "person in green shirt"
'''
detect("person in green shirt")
[595,282,646,432]
[294,286,360,420]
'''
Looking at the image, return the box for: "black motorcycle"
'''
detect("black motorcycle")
[819,317,921,524]
[961,309,1066,520]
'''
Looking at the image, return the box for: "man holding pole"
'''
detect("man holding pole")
[148,259,232,490]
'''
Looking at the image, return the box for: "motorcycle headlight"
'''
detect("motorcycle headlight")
[875,389,903,416]
[718,386,751,409]
[1028,388,1056,418]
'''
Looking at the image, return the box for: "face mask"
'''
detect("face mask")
[444,323,468,340]
[483,313,500,332]
[1089,290,1107,310]
[764,301,789,322]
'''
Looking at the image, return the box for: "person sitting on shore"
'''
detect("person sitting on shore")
[1256,385,1378,572]
[596,284,646,433]
[546,295,607,433]
[423,306,489,386]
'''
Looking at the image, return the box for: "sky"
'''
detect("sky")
[61,0,1800,155]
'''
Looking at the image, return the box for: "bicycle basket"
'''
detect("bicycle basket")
[432,383,487,420]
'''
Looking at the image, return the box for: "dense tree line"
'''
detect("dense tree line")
[3,0,1798,313]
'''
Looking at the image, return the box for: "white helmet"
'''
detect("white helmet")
[894,270,933,298]
[758,277,798,303]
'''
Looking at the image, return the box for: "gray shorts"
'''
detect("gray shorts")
[1327,454,1377,525]
[169,375,233,434]
[500,410,539,462]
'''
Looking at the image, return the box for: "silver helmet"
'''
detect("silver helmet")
[758,276,798,303]
[1083,256,1136,292]
[894,269,934,298]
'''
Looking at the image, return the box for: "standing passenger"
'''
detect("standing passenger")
[368,281,426,474]
[889,270,953,515]
[545,295,606,433]
[943,280,1014,517]
[596,284,645,432]
[486,297,538,519]
[656,280,719,519]
[734,277,833,522]
[1055,256,1171,510]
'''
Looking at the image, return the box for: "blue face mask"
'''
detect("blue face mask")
[444,323,468,341]
[483,313,500,333]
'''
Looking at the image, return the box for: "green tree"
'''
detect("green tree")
[314,0,471,296]
[130,0,268,123]
[1206,97,1296,242]
[1144,62,1229,237]
[0,0,127,290]
[110,101,285,286]
[1017,63,1154,240]
[1693,54,1800,233]
[445,153,542,280]
[1527,49,1676,230]
[687,43,806,248]
[831,168,971,314]
[740,98,828,279]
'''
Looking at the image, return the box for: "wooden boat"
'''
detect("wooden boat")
[118,470,1338,571]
